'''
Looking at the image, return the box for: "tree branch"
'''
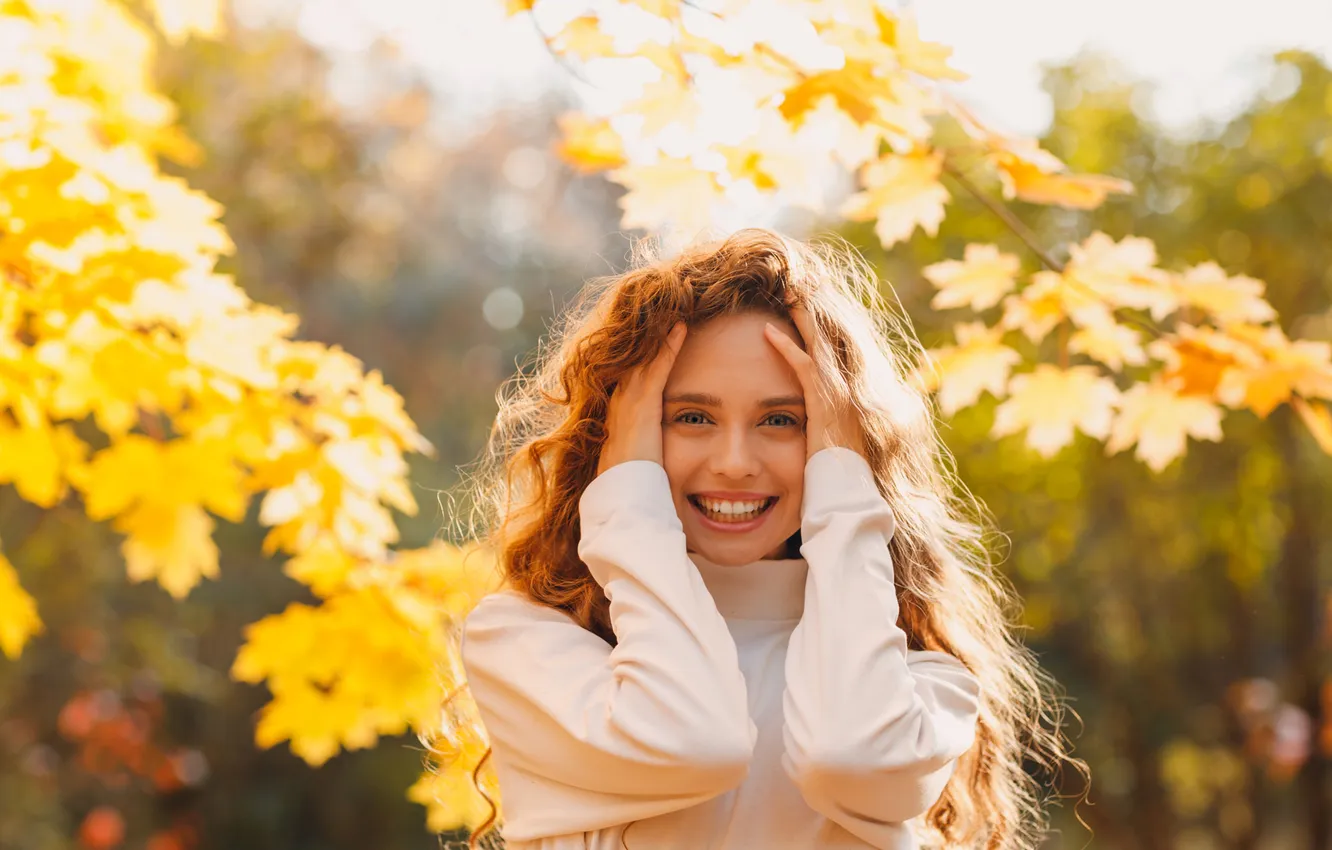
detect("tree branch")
[942,159,1065,273]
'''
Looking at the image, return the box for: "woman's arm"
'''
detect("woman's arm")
[781,447,981,842]
[461,459,755,840]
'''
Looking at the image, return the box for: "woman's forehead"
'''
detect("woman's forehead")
[665,313,803,401]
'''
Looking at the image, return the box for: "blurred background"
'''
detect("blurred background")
[2,1,1330,848]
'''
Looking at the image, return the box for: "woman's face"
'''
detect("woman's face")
[661,311,807,566]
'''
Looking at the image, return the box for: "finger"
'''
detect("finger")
[643,322,687,390]
[763,322,815,390]
[786,305,822,364]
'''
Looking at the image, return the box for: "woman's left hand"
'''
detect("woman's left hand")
[763,305,867,461]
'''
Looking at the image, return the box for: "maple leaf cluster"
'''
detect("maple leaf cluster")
[516,0,1332,471]
[1,0,421,636]
[0,0,510,830]
[921,236,1332,470]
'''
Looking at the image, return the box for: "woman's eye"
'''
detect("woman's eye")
[675,412,709,425]
[765,413,799,427]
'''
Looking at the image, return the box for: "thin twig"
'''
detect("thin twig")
[680,0,806,78]
[942,159,1168,341]
[942,160,1064,273]
[528,12,601,90]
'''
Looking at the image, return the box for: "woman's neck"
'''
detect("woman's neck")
[687,551,807,621]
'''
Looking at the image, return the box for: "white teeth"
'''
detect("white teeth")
[695,497,770,518]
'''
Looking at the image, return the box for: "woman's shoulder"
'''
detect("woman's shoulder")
[460,590,610,673]
[462,589,590,642]
[466,588,569,624]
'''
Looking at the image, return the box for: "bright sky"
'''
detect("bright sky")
[288,0,1332,139]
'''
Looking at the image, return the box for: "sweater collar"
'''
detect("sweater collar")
[687,551,808,621]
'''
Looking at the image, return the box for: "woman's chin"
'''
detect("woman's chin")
[686,534,792,566]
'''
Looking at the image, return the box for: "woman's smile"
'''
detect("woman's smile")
[687,493,779,530]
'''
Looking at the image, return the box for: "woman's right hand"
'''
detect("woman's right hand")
[596,322,687,476]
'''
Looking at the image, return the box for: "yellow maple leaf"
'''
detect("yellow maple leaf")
[780,60,894,128]
[284,537,359,599]
[839,148,948,248]
[124,173,234,258]
[999,273,1072,343]
[1147,325,1251,397]
[877,9,966,81]
[946,102,1131,210]
[34,314,172,437]
[718,145,780,192]
[923,243,1019,312]
[552,15,617,62]
[1069,323,1148,372]
[625,74,703,137]
[0,550,43,659]
[82,436,248,524]
[323,436,417,515]
[233,589,447,765]
[924,321,1022,416]
[408,757,501,835]
[999,267,1117,343]
[608,158,725,233]
[992,364,1121,457]
[260,460,401,562]
[998,159,1135,209]
[555,113,627,173]
[0,416,85,508]
[1215,324,1332,416]
[788,95,895,172]
[185,306,295,390]
[817,19,897,68]
[1173,262,1278,326]
[713,109,830,210]
[368,541,505,621]
[117,502,219,599]
[1065,232,1178,321]
[1105,380,1225,472]
[505,0,536,14]
[355,370,434,455]
[981,131,1134,210]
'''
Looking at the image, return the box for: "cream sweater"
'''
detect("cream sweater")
[460,448,982,850]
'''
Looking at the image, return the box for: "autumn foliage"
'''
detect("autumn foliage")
[3,0,1331,843]
[535,0,1332,474]
[1,0,501,832]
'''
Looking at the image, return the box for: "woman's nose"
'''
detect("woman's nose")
[710,427,761,478]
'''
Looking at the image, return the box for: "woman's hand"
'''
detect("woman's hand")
[596,322,688,476]
[763,306,866,461]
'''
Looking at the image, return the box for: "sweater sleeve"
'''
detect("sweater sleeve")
[460,460,756,841]
[781,448,981,843]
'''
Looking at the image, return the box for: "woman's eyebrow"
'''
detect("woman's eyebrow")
[663,391,804,408]
[664,392,722,406]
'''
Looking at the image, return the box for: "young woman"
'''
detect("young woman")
[454,229,1082,849]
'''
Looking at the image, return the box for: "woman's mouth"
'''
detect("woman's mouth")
[687,495,777,531]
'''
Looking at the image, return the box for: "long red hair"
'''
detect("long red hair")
[446,228,1088,848]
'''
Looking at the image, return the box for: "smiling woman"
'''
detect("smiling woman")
[450,228,1087,850]
[662,312,809,564]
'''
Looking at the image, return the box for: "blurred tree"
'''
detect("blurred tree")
[874,49,1332,849]
[1,1,627,847]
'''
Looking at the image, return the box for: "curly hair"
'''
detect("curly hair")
[445,227,1088,849]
